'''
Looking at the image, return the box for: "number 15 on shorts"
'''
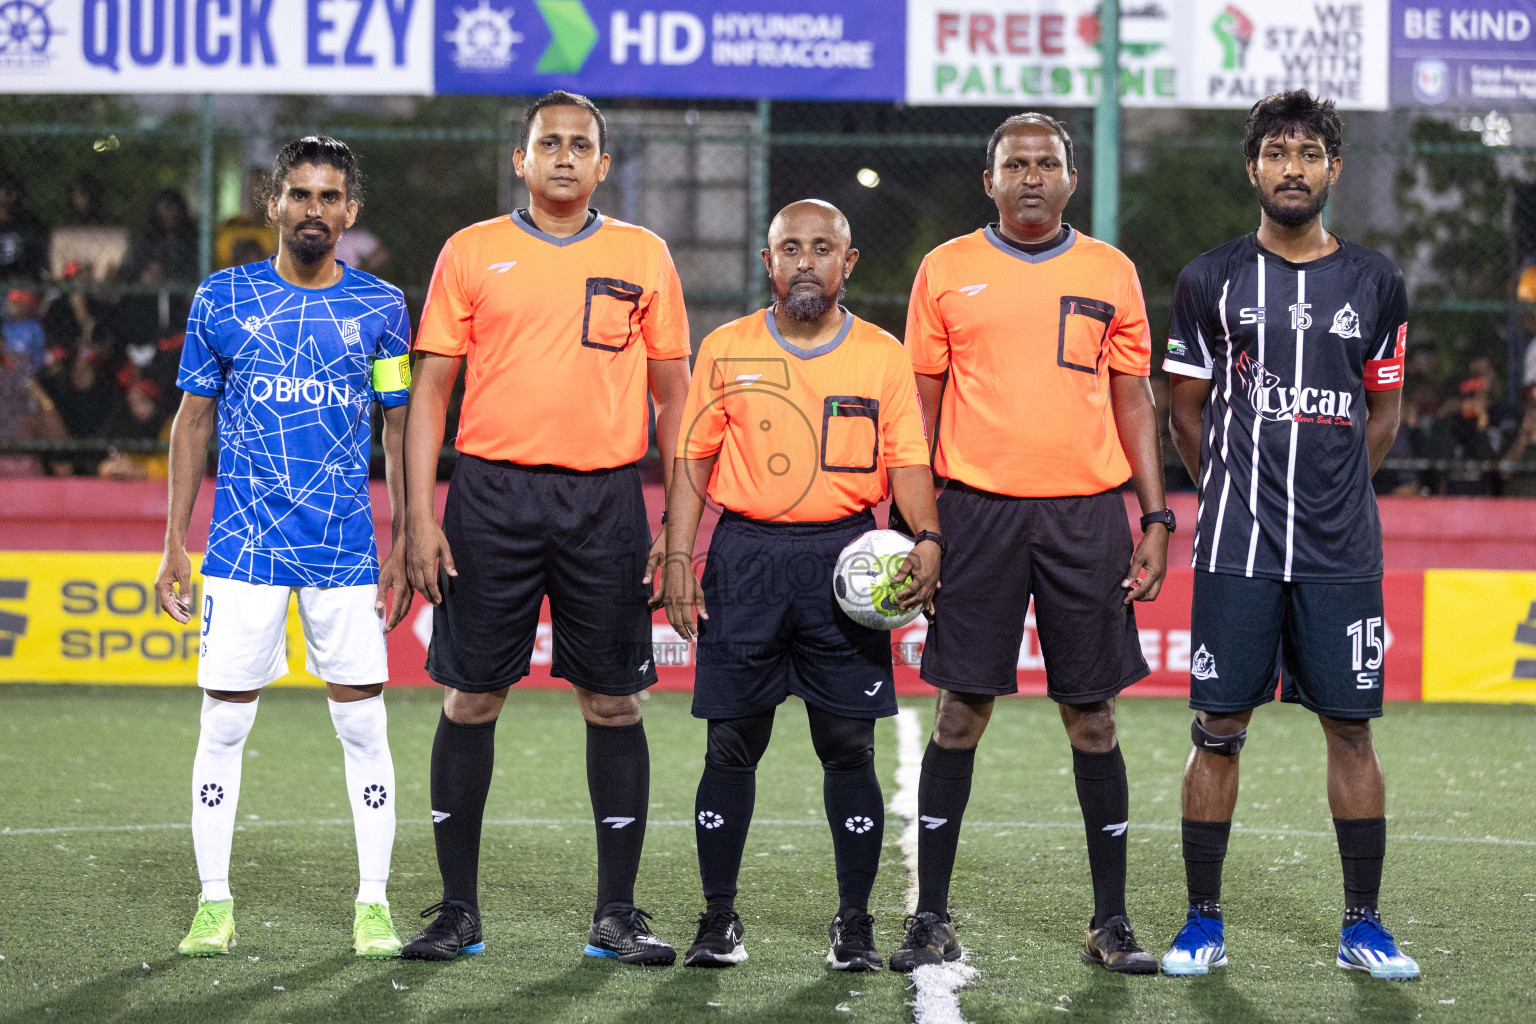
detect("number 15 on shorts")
[1347,616,1383,690]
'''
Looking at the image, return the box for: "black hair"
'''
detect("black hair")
[986,112,1075,174]
[1243,90,1344,162]
[270,135,364,205]
[520,90,607,154]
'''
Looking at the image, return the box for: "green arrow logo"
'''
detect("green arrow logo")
[535,0,597,74]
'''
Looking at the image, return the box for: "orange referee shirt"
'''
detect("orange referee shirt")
[679,308,930,523]
[415,211,690,470]
[905,225,1151,498]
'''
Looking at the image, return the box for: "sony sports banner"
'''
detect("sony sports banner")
[0,0,434,93]
[1391,1,1536,107]
[1422,570,1536,704]
[432,0,905,99]
[904,0,1389,109]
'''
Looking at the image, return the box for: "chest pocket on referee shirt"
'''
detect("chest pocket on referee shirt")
[581,277,644,352]
[1057,295,1116,374]
[821,396,879,474]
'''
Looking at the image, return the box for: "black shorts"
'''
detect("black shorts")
[920,484,1148,704]
[426,455,657,696]
[1189,570,1385,719]
[692,510,897,720]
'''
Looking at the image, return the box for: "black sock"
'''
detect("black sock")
[823,763,884,912]
[1182,818,1231,919]
[430,712,497,907]
[1072,745,1130,926]
[915,739,975,917]
[694,764,755,910]
[587,720,650,916]
[1334,817,1386,921]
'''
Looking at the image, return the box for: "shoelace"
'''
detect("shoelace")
[1108,919,1145,953]
[190,903,224,931]
[611,905,659,936]
[358,904,392,931]
[838,910,876,949]
[418,900,475,935]
[696,907,740,942]
[1174,913,1224,948]
[1346,913,1398,949]
[901,913,943,948]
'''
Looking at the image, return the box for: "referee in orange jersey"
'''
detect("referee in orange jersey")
[889,113,1172,975]
[400,92,690,964]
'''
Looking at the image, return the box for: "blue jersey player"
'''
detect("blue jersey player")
[1161,92,1418,981]
[154,137,413,959]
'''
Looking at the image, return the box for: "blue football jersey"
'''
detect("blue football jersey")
[177,258,411,587]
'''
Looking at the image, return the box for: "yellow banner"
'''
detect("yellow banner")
[0,552,321,686]
[1423,569,1536,704]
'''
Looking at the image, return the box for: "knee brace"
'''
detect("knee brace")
[1192,718,1246,757]
[705,710,775,772]
[806,704,876,774]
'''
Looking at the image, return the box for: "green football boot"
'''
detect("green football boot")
[178,897,235,956]
[354,902,403,958]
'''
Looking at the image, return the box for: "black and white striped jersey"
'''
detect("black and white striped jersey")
[1164,234,1407,583]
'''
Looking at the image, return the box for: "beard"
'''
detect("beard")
[287,222,333,265]
[1256,180,1330,228]
[776,278,845,322]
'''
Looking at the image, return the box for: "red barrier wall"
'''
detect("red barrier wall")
[0,479,1514,700]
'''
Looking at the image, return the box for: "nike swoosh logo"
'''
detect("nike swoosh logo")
[431,811,450,823]
[920,816,947,829]
[1201,740,1227,748]
[602,816,636,829]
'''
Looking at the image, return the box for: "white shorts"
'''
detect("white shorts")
[198,575,388,691]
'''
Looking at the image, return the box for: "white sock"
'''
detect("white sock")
[192,693,258,903]
[330,695,395,905]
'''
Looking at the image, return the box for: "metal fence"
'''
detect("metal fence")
[2,95,1534,492]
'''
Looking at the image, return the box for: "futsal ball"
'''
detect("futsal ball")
[833,529,923,630]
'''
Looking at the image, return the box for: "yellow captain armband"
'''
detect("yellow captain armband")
[371,354,412,392]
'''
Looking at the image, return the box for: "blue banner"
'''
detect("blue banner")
[433,0,903,99]
[1391,1,1536,107]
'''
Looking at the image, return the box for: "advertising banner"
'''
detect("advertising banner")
[1391,1,1536,108]
[1422,569,1536,703]
[0,552,321,685]
[0,0,435,94]
[2,556,1426,703]
[432,0,905,99]
[1185,0,1390,110]
[903,0,1182,107]
[904,0,1389,109]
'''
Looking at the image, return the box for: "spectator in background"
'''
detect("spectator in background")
[1518,264,1536,396]
[96,378,170,480]
[1427,373,1501,495]
[229,237,268,266]
[214,167,277,269]
[335,222,390,275]
[1500,390,1536,497]
[0,171,48,282]
[1407,344,1439,392]
[0,344,68,477]
[1376,381,1437,497]
[51,172,128,283]
[3,288,45,372]
[41,324,117,474]
[123,189,199,284]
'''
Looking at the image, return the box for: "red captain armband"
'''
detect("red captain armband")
[1364,322,1407,391]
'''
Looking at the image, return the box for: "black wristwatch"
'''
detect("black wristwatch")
[913,530,947,554]
[1140,508,1176,534]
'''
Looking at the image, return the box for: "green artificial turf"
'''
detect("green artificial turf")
[0,685,1531,1023]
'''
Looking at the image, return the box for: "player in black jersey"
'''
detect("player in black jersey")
[1160,91,1419,981]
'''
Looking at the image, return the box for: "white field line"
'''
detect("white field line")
[891,707,976,1024]
[4,817,1534,849]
